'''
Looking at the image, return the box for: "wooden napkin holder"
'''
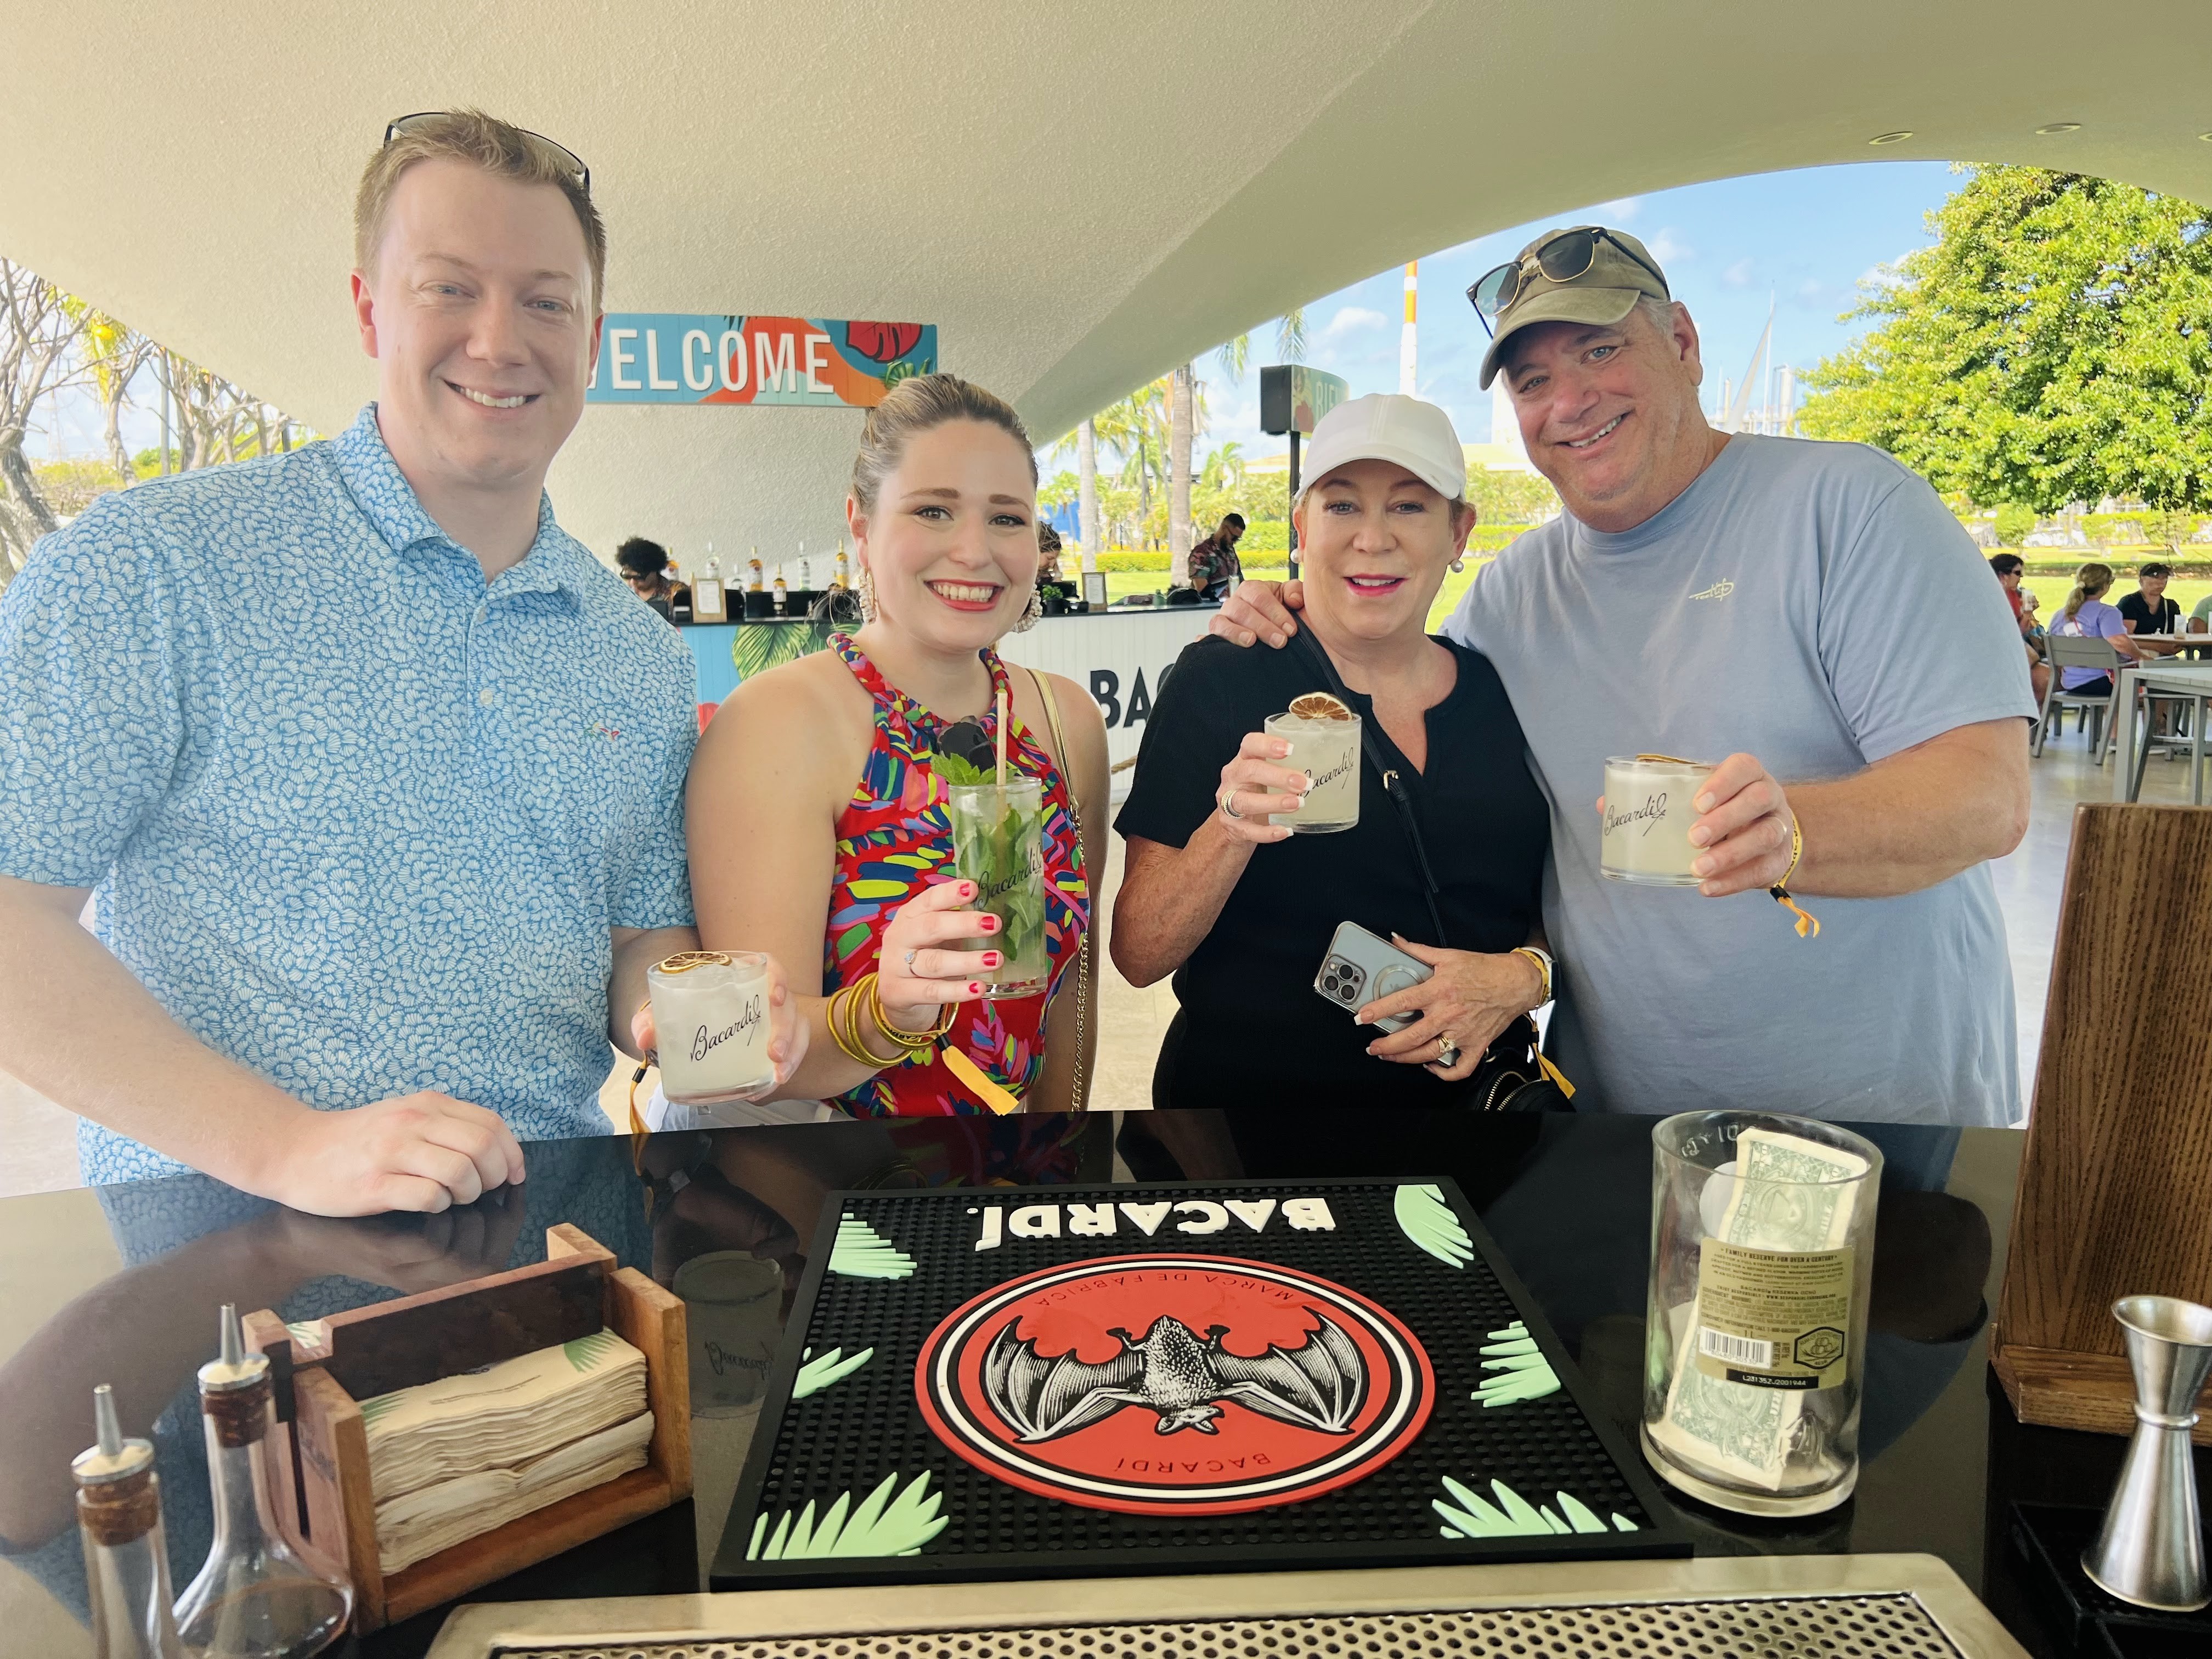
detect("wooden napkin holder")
[242,1223,690,1633]
[1992,804,2212,1443]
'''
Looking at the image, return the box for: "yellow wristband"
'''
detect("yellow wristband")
[1768,820,1821,940]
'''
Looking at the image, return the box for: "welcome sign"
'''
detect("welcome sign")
[588,314,936,407]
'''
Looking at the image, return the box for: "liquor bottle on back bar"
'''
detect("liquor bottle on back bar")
[693,551,727,624]
[833,541,850,589]
[746,549,764,591]
[772,564,788,614]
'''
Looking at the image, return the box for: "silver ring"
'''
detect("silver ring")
[1218,788,1243,821]
[1435,1038,1460,1068]
[903,949,918,969]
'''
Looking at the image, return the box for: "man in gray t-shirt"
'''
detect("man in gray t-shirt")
[1214,224,2034,1126]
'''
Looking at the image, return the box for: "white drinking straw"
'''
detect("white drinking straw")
[995,687,1009,785]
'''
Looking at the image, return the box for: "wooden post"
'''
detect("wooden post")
[1992,804,2212,1441]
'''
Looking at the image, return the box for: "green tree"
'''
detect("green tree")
[1993,503,2037,545]
[1798,166,2212,514]
[1464,467,1560,526]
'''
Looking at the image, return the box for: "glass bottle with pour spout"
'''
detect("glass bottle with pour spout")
[171,1307,351,1657]
[74,1384,185,1659]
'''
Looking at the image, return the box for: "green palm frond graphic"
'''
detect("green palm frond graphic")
[1393,1183,1475,1268]
[829,1215,916,1279]
[746,1471,949,1560]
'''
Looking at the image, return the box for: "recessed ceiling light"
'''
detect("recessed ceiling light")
[1869,131,1914,146]
[2035,122,2082,135]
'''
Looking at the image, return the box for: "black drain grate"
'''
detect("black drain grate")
[714,1178,1687,1588]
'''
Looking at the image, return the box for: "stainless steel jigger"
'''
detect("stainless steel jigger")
[2082,1294,2212,1612]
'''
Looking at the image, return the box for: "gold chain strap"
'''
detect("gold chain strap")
[1027,666,1091,1109]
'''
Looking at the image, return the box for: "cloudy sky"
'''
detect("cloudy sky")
[1176,159,1960,466]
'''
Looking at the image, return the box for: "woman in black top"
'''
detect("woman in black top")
[1112,394,1550,1110]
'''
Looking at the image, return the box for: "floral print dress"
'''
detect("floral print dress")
[823,634,1089,1115]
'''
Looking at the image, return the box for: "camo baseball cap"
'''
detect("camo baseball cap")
[1476,225,1672,389]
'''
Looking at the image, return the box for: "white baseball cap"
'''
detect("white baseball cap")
[1296,393,1466,506]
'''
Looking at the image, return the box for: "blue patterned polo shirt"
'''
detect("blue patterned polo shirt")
[0,406,697,1182]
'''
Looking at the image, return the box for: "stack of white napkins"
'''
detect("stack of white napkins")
[360,1329,653,1575]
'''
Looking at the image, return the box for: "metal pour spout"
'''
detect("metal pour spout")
[2083,1294,2212,1612]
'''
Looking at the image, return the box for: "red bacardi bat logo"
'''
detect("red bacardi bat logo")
[916,1255,1432,1515]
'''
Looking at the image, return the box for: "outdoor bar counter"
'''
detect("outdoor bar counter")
[1,1109,2195,1658]
[682,604,1218,778]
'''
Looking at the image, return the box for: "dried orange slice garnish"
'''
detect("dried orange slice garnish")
[1289,692,1355,721]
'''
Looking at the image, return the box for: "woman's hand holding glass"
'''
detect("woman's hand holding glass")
[1215,732,1309,844]
[1356,936,1546,1080]
[874,878,999,1031]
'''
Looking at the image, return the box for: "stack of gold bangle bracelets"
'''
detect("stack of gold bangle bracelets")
[828,972,957,1070]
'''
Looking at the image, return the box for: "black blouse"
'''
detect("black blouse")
[1114,633,1549,1109]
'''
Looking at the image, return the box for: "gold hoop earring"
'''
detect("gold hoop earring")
[1013,586,1042,633]
[857,564,878,622]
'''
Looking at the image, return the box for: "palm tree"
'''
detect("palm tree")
[1216,308,1309,382]
[1093,383,1167,546]
[1076,418,1099,567]
[1169,363,1194,579]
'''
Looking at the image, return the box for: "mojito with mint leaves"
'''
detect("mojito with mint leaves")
[938,759,1049,998]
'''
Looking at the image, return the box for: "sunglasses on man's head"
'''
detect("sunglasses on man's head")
[383,112,590,195]
[1466,227,1668,336]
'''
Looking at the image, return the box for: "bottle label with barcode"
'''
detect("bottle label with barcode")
[1696,1328,1773,1369]
[1691,1238,1856,1390]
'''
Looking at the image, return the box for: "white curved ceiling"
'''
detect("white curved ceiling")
[4,1,2207,561]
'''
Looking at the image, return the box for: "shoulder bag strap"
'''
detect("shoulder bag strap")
[1025,666,1091,1110]
[1285,630,1449,949]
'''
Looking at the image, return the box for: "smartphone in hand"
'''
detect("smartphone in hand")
[1314,921,1431,1034]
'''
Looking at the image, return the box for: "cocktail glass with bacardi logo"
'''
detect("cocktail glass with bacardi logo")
[947,778,1049,997]
[648,950,776,1103]
[1266,696,1361,832]
[1600,754,1714,886]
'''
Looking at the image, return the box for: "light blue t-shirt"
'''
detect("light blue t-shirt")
[2052,597,2128,689]
[1445,435,2037,1127]
[0,407,698,1181]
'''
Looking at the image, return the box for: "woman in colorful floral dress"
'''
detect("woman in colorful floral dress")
[682,375,1106,1115]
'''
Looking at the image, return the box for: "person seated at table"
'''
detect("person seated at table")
[1110,393,1554,1109]
[2193,591,2212,634]
[617,535,690,623]
[2115,560,2183,656]
[680,373,1108,1115]
[1989,554,2050,708]
[2051,561,2148,697]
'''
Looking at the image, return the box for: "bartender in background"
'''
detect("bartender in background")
[618,536,690,624]
[1187,512,1246,602]
[1036,522,1066,584]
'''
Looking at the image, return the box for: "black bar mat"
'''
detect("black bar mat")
[714,1177,1688,1588]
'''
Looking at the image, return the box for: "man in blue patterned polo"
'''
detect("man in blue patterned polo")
[0,111,799,1213]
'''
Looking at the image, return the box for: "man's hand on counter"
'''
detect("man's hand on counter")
[246,1092,527,1217]
[261,1181,531,1289]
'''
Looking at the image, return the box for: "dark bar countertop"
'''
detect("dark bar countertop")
[0,1108,2194,1657]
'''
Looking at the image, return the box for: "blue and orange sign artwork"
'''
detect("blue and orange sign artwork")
[587,314,936,408]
